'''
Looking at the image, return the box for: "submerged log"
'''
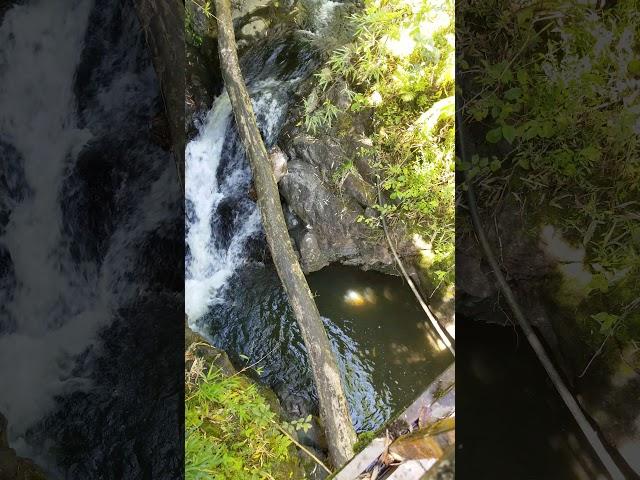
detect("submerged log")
[213,0,357,467]
[133,0,185,187]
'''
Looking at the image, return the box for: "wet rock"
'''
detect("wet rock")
[279,158,407,273]
[364,207,378,219]
[456,250,496,299]
[270,145,288,183]
[280,160,359,230]
[297,231,330,272]
[284,205,301,230]
[149,112,172,151]
[327,79,353,111]
[296,416,328,452]
[240,17,269,38]
[185,33,221,138]
[342,171,376,208]
[278,117,425,275]
[352,147,377,184]
[297,445,330,480]
[279,160,365,265]
[233,0,275,20]
[185,319,236,376]
[185,0,217,40]
[491,197,552,279]
[285,134,345,181]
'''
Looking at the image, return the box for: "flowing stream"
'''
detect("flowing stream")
[185,17,452,432]
[0,1,181,477]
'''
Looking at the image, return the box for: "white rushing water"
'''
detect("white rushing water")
[185,93,260,321]
[0,0,95,441]
[185,79,294,323]
[184,1,340,328]
[0,0,174,462]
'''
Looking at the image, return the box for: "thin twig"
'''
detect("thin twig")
[232,344,280,377]
[375,176,455,357]
[579,326,617,378]
[270,420,333,475]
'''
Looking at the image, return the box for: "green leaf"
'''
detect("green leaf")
[539,121,554,138]
[580,145,601,163]
[628,59,640,76]
[504,87,522,101]
[591,312,619,334]
[588,273,609,293]
[516,7,533,25]
[502,124,517,144]
[486,127,503,143]
[516,69,529,85]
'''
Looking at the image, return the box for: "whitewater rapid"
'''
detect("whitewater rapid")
[0,0,96,444]
[185,76,301,324]
[0,0,178,469]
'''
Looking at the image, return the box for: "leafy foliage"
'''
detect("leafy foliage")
[459,0,640,346]
[185,0,213,47]
[185,362,299,480]
[284,415,313,435]
[304,0,456,288]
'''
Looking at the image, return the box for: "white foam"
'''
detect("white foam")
[185,80,289,324]
[0,0,95,438]
[0,0,174,459]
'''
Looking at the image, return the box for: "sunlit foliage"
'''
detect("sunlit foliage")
[305,0,456,288]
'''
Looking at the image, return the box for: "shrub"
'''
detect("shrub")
[185,361,299,479]
[459,0,640,346]
[304,0,456,289]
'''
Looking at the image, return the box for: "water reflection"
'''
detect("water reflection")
[343,287,377,307]
[457,321,611,479]
[311,265,452,428]
[203,263,452,431]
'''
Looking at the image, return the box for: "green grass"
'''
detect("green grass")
[185,358,301,480]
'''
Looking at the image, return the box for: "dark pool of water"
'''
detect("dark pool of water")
[199,263,452,432]
[456,320,616,479]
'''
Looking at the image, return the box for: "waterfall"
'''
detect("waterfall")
[0,0,96,444]
[185,38,313,326]
[185,92,260,321]
[0,0,179,471]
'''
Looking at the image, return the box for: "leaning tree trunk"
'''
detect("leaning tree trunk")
[214,0,357,467]
[133,0,185,188]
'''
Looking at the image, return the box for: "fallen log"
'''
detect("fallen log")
[334,364,455,480]
[213,0,357,467]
